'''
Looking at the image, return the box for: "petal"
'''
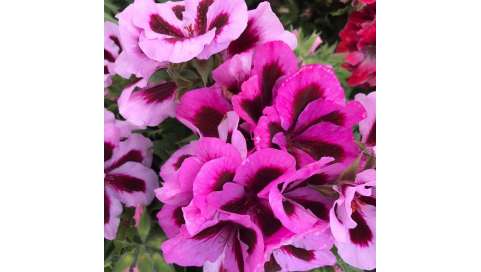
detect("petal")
[105,133,154,172]
[176,87,232,137]
[212,52,252,95]
[275,64,346,131]
[226,2,297,56]
[118,81,177,127]
[354,92,376,146]
[105,161,159,207]
[197,0,248,59]
[157,204,185,238]
[294,99,366,134]
[291,122,359,164]
[104,188,123,240]
[232,75,263,127]
[253,107,282,149]
[233,149,296,194]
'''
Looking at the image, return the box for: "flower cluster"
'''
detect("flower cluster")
[337,0,376,88]
[104,0,376,271]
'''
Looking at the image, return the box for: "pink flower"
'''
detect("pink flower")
[104,109,159,240]
[122,0,248,65]
[104,22,122,88]
[330,169,376,270]
[337,3,376,88]
[355,91,376,148]
[225,2,297,57]
[254,64,366,167]
[115,1,165,79]
[118,78,177,127]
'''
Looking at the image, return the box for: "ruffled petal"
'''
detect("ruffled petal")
[212,52,252,95]
[105,133,154,172]
[105,161,159,207]
[157,204,185,238]
[104,188,123,240]
[176,87,232,137]
[118,80,177,127]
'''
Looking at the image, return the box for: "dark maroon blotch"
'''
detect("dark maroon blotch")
[172,5,185,20]
[281,245,315,261]
[238,226,257,254]
[173,206,185,226]
[213,171,235,191]
[105,173,146,193]
[193,107,225,137]
[104,49,115,62]
[209,12,229,35]
[149,14,185,38]
[366,120,376,146]
[140,82,177,104]
[291,83,325,127]
[349,210,373,247]
[240,96,263,123]
[227,19,260,55]
[104,191,110,224]
[104,142,114,162]
[247,167,285,193]
[261,62,284,105]
[105,150,143,173]
[295,139,345,162]
[195,0,214,34]
[173,154,191,170]
[109,35,122,53]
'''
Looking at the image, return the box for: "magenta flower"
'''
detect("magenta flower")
[254,64,366,167]
[115,1,165,79]
[122,0,248,64]
[231,41,298,128]
[104,110,159,240]
[355,91,376,149]
[118,78,177,127]
[330,169,376,270]
[104,21,122,89]
[264,226,336,271]
[226,2,297,57]
[162,212,264,272]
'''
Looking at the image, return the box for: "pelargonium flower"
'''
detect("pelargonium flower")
[104,109,159,240]
[337,2,376,88]
[123,0,248,65]
[355,91,376,149]
[115,1,165,80]
[254,64,366,167]
[226,2,297,57]
[162,212,264,272]
[231,41,298,128]
[104,21,122,88]
[330,169,376,270]
[263,226,336,271]
[118,78,177,127]
[155,137,243,237]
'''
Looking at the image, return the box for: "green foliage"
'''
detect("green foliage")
[332,247,364,272]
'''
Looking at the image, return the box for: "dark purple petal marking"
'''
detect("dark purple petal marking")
[193,222,228,240]
[104,65,109,75]
[195,0,214,34]
[292,83,325,127]
[349,210,373,247]
[104,191,110,224]
[149,14,185,38]
[295,199,328,220]
[139,82,177,104]
[104,49,115,62]
[105,173,146,193]
[294,139,345,162]
[264,255,281,271]
[172,5,185,20]
[283,200,295,216]
[109,35,122,53]
[366,120,376,145]
[281,245,315,261]
[105,150,143,173]
[238,226,257,254]
[173,206,185,226]
[228,19,260,55]
[173,154,191,170]
[297,111,345,134]
[193,107,225,137]
[253,202,283,237]
[261,62,284,105]
[209,12,229,35]
[246,167,285,193]
[233,237,245,272]
[240,96,263,123]
[213,171,235,191]
[304,173,330,185]
[104,142,114,162]
[222,195,250,214]
[359,196,376,206]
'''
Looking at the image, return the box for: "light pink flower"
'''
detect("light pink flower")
[355,91,376,148]
[104,21,122,88]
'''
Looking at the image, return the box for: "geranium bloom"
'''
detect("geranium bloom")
[104,109,159,240]
[337,2,376,88]
[225,2,297,57]
[115,1,165,80]
[118,78,177,127]
[104,21,122,88]
[355,91,376,149]
[263,226,336,271]
[330,169,376,270]
[122,0,248,65]
[162,212,264,272]
[254,64,366,167]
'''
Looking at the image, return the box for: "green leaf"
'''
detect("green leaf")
[152,253,175,272]
[137,207,151,242]
[137,250,154,272]
[332,247,364,272]
[113,251,135,272]
[311,266,335,272]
